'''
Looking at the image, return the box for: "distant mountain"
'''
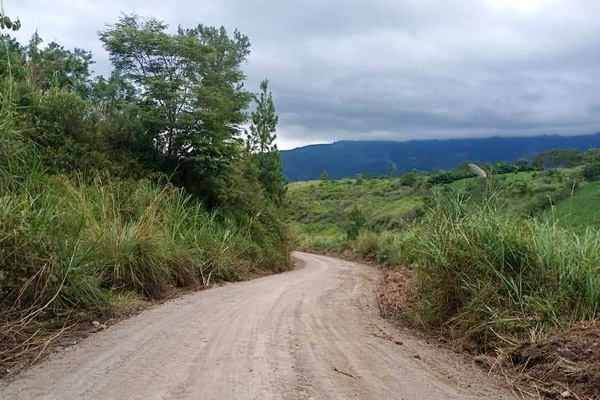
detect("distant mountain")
[281,133,600,181]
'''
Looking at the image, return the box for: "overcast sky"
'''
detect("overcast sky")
[6,0,600,149]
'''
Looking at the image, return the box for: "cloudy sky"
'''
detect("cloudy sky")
[6,0,600,149]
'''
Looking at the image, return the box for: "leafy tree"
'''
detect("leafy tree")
[583,162,600,181]
[320,170,329,183]
[583,148,600,164]
[246,79,286,204]
[0,34,27,80]
[533,148,583,168]
[0,8,21,32]
[99,15,252,203]
[28,33,93,95]
[515,158,531,171]
[399,171,416,187]
[493,161,517,174]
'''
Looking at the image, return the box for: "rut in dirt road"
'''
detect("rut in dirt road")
[0,252,514,400]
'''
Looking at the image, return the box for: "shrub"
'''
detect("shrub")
[582,162,600,181]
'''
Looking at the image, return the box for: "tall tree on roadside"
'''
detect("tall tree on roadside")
[246,79,286,204]
[99,15,252,202]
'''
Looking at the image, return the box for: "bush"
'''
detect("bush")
[583,162,600,181]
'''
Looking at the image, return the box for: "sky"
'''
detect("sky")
[5,0,600,149]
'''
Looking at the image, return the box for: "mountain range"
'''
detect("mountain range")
[281,133,600,181]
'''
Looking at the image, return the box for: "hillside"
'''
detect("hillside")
[289,167,597,248]
[282,133,600,181]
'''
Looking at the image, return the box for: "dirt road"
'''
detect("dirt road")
[1,252,514,400]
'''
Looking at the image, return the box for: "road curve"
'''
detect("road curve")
[1,252,513,400]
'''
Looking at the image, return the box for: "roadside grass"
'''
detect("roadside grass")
[411,193,600,347]
[0,124,290,366]
[290,170,600,349]
[289,167,600,397]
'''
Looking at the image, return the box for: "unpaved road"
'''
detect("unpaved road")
[1,252,514,400]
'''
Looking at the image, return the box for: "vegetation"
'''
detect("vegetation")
[0,12,290,365]
[290,154,600,349]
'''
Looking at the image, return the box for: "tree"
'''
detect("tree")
[99,15,252,203]
[515,158,531,171]
[320,170,329,183]
[583,148,600,164]
[399,171,416,187]
[583,162,600,181]
[246,79,286,204]
[533,148,583,168]
[28,34,94,95]
[492,161,516,174]
[0,7,21,32]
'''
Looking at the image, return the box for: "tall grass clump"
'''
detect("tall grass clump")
[412,192,600,348]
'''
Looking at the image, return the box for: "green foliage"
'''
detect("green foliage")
[0,14,21,32]
[0,13,291,359]
[320,170,329,182]
[399,171,417,187]
[246,80,287,205]
[550,182,600,232]
[411,194,600,347]
[534,148,584,168]
[29,34,94,94]
[345,206,366,240]
[290,162,600,348]
[0,126,290,333]
[583,148,600,163]
[99,15,253,204]
[582,162,600,181]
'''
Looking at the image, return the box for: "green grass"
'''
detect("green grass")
[289,169,600,349]
[411,194,600,347]
[288,177,426,239]
[550,182,600,231]
[0,124,291,363]
[289,168,591,248]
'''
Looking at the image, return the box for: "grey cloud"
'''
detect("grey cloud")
[7,0,600,149]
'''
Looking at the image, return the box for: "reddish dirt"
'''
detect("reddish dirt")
[377,267,418,320]
[507,322,600,400]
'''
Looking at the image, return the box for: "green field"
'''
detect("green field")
[550,182,600,230]
[289,168,598,246]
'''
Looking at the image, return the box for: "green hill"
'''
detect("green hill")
[289,166,599,249]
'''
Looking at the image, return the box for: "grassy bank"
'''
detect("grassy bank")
[298,190,600,346]
[291,163,600,341]
[0,125,290,368]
